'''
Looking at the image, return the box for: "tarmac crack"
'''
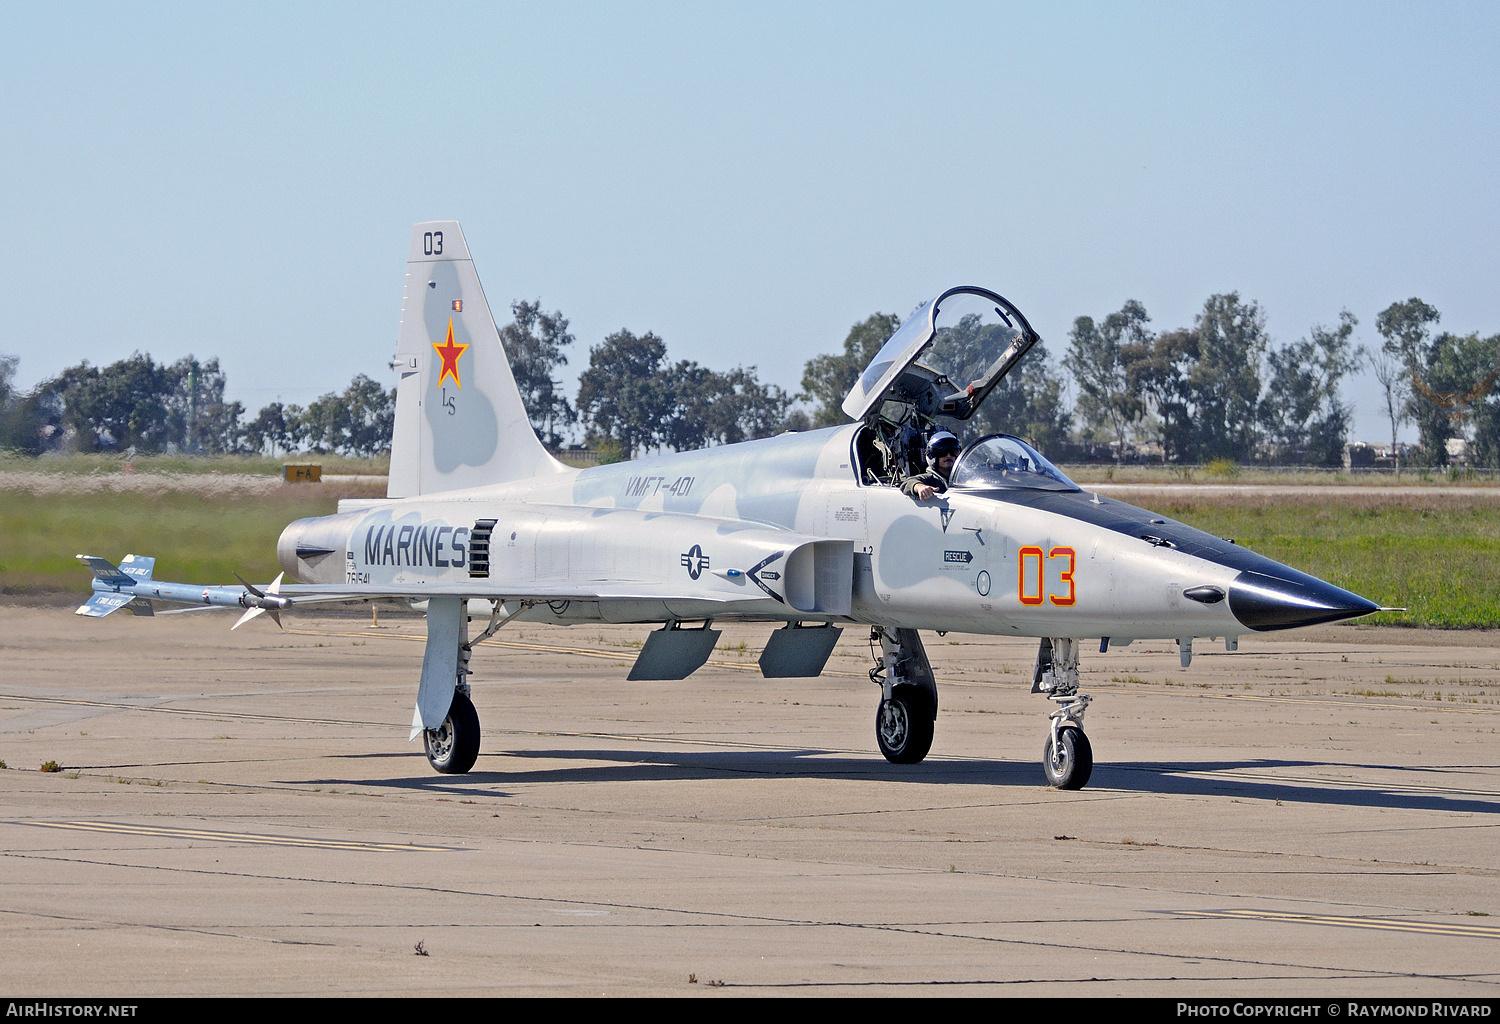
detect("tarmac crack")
[4,849,1497,985]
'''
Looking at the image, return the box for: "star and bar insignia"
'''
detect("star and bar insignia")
[434,318,468,388]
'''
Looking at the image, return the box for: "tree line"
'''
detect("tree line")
[2,293,1496,466]
[1060,294,1499,468]
[502,300,795,458]
[798,293,1498,469]
[0,351,394,458]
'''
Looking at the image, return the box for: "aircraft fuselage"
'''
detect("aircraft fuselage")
[281,422,1369,642]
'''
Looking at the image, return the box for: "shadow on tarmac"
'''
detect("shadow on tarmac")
[319,746,1500,814]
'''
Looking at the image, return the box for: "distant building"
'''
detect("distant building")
[1343,442,1376,469]
[1343,441,1417,470]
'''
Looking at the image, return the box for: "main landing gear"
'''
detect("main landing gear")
[417,598,533,776]
[422,621,482,774]
[869,627,938,764]
[1032,637,1092,790]
[424,687,481,774]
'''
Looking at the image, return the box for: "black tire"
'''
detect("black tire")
[424,690,481,774]
[1042,726,1092,790]
[876,685,934,764]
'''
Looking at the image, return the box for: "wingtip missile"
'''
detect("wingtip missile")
[78,555,291,626]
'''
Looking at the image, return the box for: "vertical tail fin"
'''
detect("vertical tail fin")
[387,221,570,497]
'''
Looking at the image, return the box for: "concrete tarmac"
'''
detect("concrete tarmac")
[1,606,1497,997]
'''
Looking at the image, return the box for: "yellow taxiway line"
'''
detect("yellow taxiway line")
[1180,908,1500,940]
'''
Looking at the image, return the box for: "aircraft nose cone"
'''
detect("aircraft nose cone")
[1228,569,1379,632]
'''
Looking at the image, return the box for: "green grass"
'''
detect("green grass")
[1064,462,1500,487]
[1128,492,1500,628]
[0,488,346,594]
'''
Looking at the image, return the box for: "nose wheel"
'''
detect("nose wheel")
[1042,722,1092,790]
[1033,637,1094,789]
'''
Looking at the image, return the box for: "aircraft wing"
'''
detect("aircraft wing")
[272,579,805,606]
[80,511,857,627]
[76,562,815,630]
[278,503,857,621]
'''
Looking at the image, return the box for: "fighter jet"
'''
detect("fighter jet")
[77,221,1379,788]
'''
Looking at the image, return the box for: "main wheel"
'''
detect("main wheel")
[424,690,481,774]
[876,685,934,764]
[1042,726,1092,790]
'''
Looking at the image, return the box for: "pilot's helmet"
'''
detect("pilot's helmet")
[926,431,961,464]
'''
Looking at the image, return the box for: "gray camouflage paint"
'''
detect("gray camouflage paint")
[422,258,499,474]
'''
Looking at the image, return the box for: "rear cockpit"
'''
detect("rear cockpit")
[843,286,1063,491]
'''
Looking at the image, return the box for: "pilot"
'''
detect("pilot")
[901,431,960,500]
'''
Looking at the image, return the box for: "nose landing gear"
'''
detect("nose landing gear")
[1033,637,1093,790]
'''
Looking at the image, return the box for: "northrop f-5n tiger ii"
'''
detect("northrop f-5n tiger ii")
[77,221,1379,789]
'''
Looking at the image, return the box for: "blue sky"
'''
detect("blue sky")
[4,1,1496,443]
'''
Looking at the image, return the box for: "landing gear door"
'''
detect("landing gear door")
[839,286,1040,424]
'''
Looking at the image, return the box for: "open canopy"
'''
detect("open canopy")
[840,286,1039,423]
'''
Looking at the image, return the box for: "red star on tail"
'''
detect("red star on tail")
[434,319,468,388]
